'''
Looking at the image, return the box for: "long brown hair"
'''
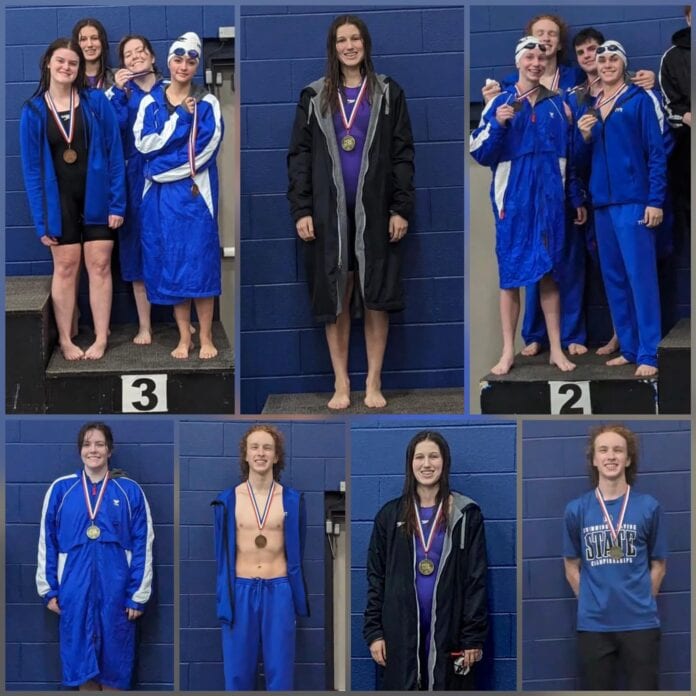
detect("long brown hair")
[401,431,452,537]
[239,424,286,481]
[586,423,639,487]
[321,14,377,116]
[72,18,110,83]
[31,38,86,97]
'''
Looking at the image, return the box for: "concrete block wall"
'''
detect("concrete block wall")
[4,418,174,690]
[179,418,345,690]
[351,417,516,690]
[522,419,691,690]
[5,3,234,325]
[240,6,465,412]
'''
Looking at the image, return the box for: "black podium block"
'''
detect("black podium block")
[657,318,690,414]
[6,276,55,413]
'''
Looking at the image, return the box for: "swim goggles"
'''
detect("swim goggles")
[172,47,200,59]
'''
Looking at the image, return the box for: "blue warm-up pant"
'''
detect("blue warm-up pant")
[221,577,296,690]
[594,203,661,367]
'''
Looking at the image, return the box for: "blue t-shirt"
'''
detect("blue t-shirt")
[563,488,667,632]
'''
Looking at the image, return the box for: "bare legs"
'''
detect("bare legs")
[50,244,84,360]
[364,308,388,408]
[539,275,575,372]
[171,297,217,360]
[83,240,113,359]
[132,280,152,345]
[491,288,520,375]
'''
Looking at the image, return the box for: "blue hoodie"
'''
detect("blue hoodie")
[20,89,126,238]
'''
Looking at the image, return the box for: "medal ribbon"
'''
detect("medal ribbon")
[595,485,631,547]
[594,81,628,112]
[338,79,368,134]
[414,500,443,555]
[82,470,110,522]
[247,480,275,531]
[188,99,198,180]
[45,88,76,148]
[550,67,560,92]
[127,69,154,80]
[510,84,540,106]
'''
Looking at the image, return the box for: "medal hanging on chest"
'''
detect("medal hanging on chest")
[510,83,540,118]
[82,469,110,540]
[338,79,367,152]
[247,479,276,548]
[188,99,200,196]
[414,499,443,576]
[593,82,629,120]
[595,485,631,560]
[45,88,78,164]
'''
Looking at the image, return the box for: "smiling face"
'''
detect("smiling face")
[122,38,154,74]
[530,18,561,57]
[597,52,625,87]
[78,24,102,63]
[245,430,278,478]
[592,431,631,485]
[335,23,365,71]
[80,427,112,474]
[169,55,197,85]
[575,39,600,75]
[48,47,81,87]
[519,46,547,84]
[411,439,444,489]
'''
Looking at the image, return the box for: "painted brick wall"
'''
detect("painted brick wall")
[470,6,690,344]
[351,417,517,690]
[179,418,345,690]
[4,418,174,690]
[240,6,465,413]
[522,419,691,691]
[5,3,234,324]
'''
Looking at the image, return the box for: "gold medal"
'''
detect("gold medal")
[86,524,101,540]
[63,148,77,164]
[418,558,435,576]
[191,183,200,197]
[608,544,624,560]
[255,534,267,549]
[341,134,356,151]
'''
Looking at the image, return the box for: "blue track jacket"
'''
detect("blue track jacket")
[20,89,126,238]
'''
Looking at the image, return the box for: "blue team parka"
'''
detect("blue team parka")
[212,484,310,625]
[20,89,126,238]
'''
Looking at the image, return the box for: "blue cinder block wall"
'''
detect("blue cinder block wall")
[350,417,516,691]
[240,6,465,413]
[179,419,345,690]
[522,419,691,691]
[4,419,174,691]
[5,4,234,325]
[470,6,690,343]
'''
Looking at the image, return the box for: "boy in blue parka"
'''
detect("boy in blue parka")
[577,41,668,376]
[212,425,309,690]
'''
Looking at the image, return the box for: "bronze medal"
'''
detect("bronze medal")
[191,183,200,197]
[608,544,624,560]
[255,534,267,549]
[586,107,599,118]
[86,524,101,540]
[341,134,356,151]
[512,100,523,113]
[418,558,435,576]
[63,148,77,164]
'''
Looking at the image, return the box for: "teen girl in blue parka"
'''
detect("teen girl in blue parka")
[20,38,125,362]
[577,41,668,376]
[107,34,165,345]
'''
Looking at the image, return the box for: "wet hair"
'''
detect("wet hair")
[239,424,286,481]
[525,13,570,63]
[573,27,605,50]
[32,38,86,97]
[77,422,114,453]
[118,34,157,70]
[72,18,110,83]
[402,431,452,537]
[586,424,639,487]
[321,14,377,116]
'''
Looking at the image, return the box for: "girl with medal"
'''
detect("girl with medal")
[108,35,164,345]
[72,18,114,90]
[288,15,415,410]
[563,424,667,690]
[134,32,223,360]
[364,431,488,690]
[20,38,125,361]
[36,422,154,689]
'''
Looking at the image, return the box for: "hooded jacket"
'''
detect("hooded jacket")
[363,492,488,691]
[212,484,310,625]
[659,26,690,129]
[20,89,126,238]
[287,75,415,322]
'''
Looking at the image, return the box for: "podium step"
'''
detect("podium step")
[262,387,462,415]
[657,318,690,414]
[480,351,658,414]
[6,276,55,413]
[44,322,234,414]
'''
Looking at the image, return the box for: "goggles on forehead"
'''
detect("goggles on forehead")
[595,43,622,56]
[520,41,547,52]
[172,47,199,60]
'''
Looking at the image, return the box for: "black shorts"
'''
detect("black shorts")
[57,188,113,245]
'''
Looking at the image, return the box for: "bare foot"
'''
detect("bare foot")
[596,335,620,356]
[171,341,192,359]
[521,342,542,357]
[491,352,514,375]
[328,380,351,410]
[568,343,588,355]
[606,356,630,367]
[550,348,576,372]
[364,387,387,409]
[84,339,107,360]
[60,341,85,361]
[133,328,152,345]
[635,364,658,377]
[199,341,218,360]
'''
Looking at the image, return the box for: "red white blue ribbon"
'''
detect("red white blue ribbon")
[414,499,443,555]
[82,469,110,522]
[45,88,76,148]
[338,79,368,133]
[247,479,276,531]
[595,485,630,547]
